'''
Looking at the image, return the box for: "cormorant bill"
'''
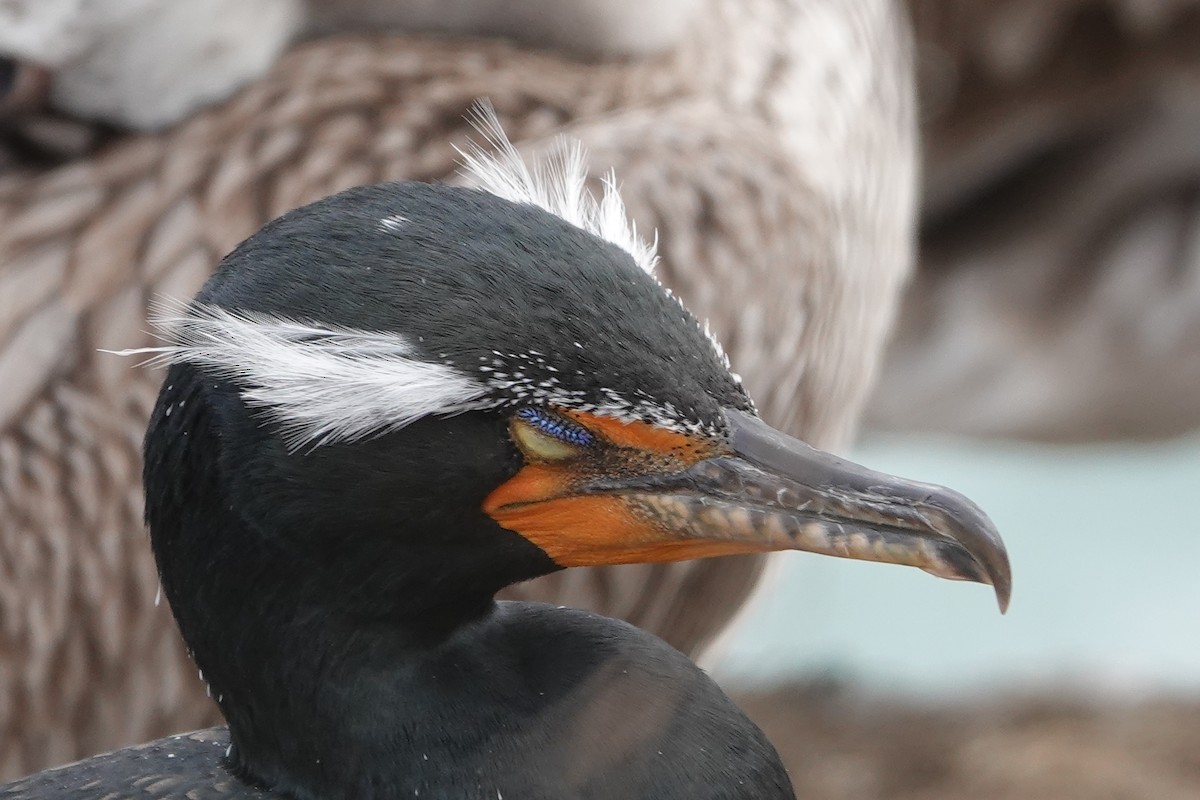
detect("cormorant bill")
[0,113,1010,800]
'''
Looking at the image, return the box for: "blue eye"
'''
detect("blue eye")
[516,408,595,447]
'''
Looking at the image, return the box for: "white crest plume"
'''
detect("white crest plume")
[456,101,659,275]
[109,300,490,450]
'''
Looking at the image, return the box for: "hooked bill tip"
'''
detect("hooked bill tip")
[994,575,1012,614]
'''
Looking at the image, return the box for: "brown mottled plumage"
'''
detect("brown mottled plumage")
[0,0,917,779]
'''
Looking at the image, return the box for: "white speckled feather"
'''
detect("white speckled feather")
[109,303,490,449]
[456,101,659,276]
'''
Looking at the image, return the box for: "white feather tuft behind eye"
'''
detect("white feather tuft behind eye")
[107,302,491,450]
[455,100,659,275]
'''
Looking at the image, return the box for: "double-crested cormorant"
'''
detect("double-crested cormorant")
[1,120,1002,799]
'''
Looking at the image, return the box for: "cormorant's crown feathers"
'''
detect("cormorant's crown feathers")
[455,102,659,277]
[112,109,749,450]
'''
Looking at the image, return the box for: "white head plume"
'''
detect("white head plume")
[454,104,734,370]
[110,302,492,450]
[455,101,659,275]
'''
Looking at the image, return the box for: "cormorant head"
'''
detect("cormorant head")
[137,114,1010,624]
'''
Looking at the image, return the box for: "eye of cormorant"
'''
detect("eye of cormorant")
[511,407,596,461]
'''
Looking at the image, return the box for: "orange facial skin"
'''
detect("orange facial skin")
[482,409,744,566]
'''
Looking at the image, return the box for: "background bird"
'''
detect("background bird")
[0,0,917,779]
[0,0,701,131]
[870,0,1200,441]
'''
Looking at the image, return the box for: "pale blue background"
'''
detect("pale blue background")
[715,433,1200,697]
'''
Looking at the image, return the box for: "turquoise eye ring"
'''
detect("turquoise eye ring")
[515,408,595,447]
